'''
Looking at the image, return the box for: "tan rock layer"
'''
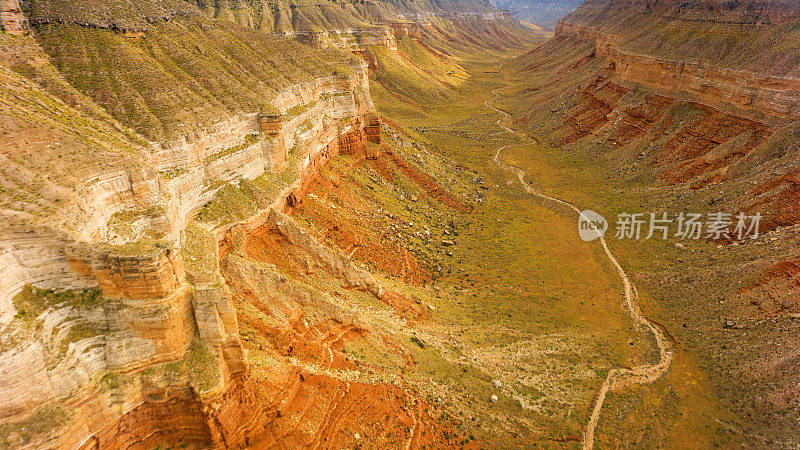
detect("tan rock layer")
[0,0,26,35]
[596,37,800,121]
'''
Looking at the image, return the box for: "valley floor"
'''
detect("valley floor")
[356,43,781,447]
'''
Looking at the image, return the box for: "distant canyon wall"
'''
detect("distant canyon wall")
[538,0,800,232]
[563,0,800,25]
[594,37,800,121]
[555,2,800,122]
[493,0,582,29]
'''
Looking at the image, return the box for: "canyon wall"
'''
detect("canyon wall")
[511,0,800,231]
[0,0,525,446]
[595,38,800,121]
[0,57,375,324]
[0,47,382,446]
[285,27,398,50]
[556,3,800,122]
[493,0,581,29]
[185,0,513,49]
[561,0,800,26]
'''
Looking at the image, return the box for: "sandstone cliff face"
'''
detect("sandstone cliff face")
[556,1,800,121]
[595,39,800,120]
[0,3,390,444]
[0,0,26,34]
[557,0,800,75]
[0,55,376,319]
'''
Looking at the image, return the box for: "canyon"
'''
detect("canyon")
[2,0,800,448]
[0,43,386,448]
[0,0,542,447]
[494,0,582,29]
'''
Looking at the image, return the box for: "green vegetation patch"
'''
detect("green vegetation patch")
[195,153,300,225]
[0,404,70,447]
[110,206,164,223]
[204,133,260,165]
[13,286,104,320]
[33,19,358,142]
[186,343,222,394]
[57,323,107,359]
[107,238,166,256]
[182,222,219,284]
[158,166,188,179]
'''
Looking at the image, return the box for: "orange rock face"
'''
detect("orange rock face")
[597,42,800,120]
[88,395,213,449]
[389,21,422,39]
[0,0,26,35]
[288,116,381,208]
[223,215,466,449]
[67,246,184,300]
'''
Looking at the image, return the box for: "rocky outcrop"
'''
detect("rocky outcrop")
[389,20,422,38]
[595,37,800,120]
[265,209,383,298]
[0,35,382,449]
[291,27,398,50]
[0,0,26,34]
[555,2,800,122]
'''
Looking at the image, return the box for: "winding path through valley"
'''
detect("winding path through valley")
[484,62,674,450]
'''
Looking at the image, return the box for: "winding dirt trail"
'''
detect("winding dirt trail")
[484,62,674,450]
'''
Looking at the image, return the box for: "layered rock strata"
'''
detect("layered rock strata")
[0,49,382,447]
[557,13,800,122]
[0,0,25,34]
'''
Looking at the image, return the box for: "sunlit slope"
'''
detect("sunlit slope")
[33,19,355,142]
[0,35,144,232]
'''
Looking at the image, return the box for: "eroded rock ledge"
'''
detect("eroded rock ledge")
[0,56,384,447]
[0,0,26,34]
[556,23,800,122]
